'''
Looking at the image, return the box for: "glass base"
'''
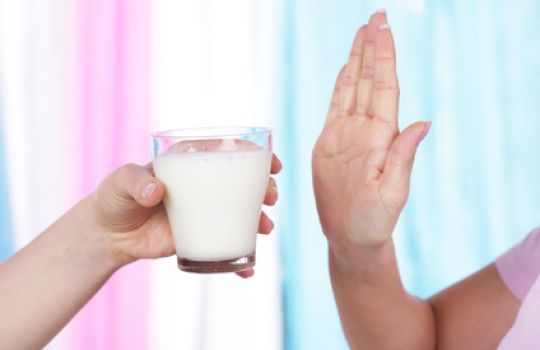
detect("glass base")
[177,253,255,273]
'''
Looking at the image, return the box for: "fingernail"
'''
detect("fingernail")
[142,182,157,200]
[376,8,387,14]
[418,121,432,144]
[379,23,391,30]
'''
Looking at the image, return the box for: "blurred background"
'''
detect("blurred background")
[1,0,540,349]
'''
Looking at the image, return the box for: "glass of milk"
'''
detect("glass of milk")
[151,127,273,273]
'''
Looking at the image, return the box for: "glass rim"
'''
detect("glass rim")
[151,126,272,139]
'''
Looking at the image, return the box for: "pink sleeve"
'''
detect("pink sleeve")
[496,227,540,301]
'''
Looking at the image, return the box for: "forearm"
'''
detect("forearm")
[329,239,435,350]
[0,198,121,350]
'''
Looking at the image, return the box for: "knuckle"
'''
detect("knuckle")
[115,163,138,178]
[375,56,395,63]
[389,150,415,168]
[373,80,398,91]
[360,66,375,79]
[355,104,368,117]
[340,103,356,116]
[342,75,358,86]
[389,146,408,162]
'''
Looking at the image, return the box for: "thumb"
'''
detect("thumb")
[108,163,165,208]
[380,121,431,198]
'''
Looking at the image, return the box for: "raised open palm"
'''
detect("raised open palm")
[312,11,430,249]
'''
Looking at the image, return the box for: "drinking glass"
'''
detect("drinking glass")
[151,127,272,273]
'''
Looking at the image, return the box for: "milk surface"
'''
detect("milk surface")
[153,150,272,261]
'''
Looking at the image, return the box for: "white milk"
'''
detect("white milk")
[153,150,272,261]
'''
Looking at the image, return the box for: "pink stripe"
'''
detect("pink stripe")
[70,0,150,349]
[111,1,150,348]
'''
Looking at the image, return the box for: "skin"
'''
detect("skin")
[0,155,282,350]
[312,11,520,350]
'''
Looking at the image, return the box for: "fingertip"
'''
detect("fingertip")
[375,23,394,47]
[359,24,369,37]
[236,268,255,278]
[407,120,430,134]
[264,177,278,205]
[350,25,368,55]
[339,64,347,77]
[138,178,165,207]
[271,154,283,174]
[418,121,432,144]
[151,180,165,202]
[258,211,274,234]
[264,191,278,206]
[395,121,429,152]
[371,9,388,20]
[357,24,369,40]
[368,11,388,37]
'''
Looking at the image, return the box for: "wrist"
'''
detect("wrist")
[69,197,127,272]
[328,233,393,257]
[328,237,396,273]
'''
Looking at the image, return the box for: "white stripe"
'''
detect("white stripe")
[0,0,77,348]
[0,0,33,250]
[149,0,282,348]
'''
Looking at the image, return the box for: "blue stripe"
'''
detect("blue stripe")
[0,91,13,261]
[279,0,301,348]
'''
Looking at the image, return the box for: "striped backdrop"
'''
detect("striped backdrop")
[2,0,540,350]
